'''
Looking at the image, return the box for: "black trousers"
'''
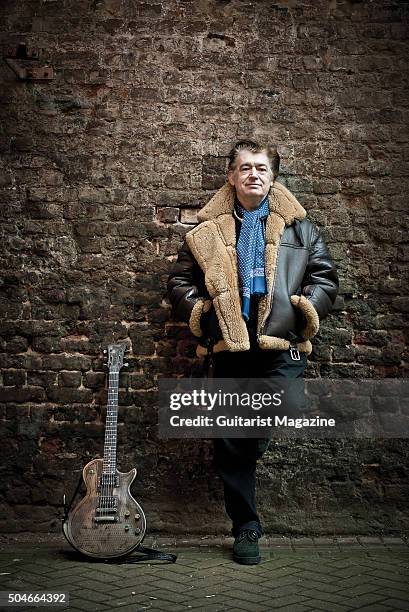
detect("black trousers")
[212,347,307,537]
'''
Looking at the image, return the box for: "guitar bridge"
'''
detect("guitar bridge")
[95,495,118,522]
[94,514,118,523]
[94,498,118,523]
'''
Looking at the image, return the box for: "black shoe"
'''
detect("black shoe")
[233,529,261,565]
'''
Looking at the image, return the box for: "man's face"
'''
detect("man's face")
[227,149,274,210]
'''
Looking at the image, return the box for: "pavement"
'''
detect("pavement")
[0,534,409,612]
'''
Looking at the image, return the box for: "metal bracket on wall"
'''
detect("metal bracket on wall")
[4,42,54,80]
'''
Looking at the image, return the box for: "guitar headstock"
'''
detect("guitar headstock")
[104,344,127,373]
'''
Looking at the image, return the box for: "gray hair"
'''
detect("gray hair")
[227,139,280,179]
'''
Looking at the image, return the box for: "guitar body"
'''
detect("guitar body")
[63,458,147,559]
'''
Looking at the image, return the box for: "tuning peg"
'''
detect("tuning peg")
[103,349,107,354]
[124,362,129,367]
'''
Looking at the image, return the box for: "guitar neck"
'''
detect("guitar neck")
[103,368,119,474]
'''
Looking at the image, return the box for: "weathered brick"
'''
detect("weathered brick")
[180,208,198,224]
[202,155,227,190]
[83,371,105,389]
[129,324,155,356]
[5,485,31,504]
[332,346,357,362]
[3,369,26,386]
[4,336,29,353]
[32,336,63,353]
[0,0,407,538]
[78,187,111,204]
[27,370,57,388]
[312,179,341,194]
[46,387,93,404]
[2,387,46,403]
[156,207,179,223]
[41,354,92,371]
[58,371,81,388]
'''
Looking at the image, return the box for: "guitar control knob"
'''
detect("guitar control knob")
[124,525,130,532]
[134,513,140,520]
[135,528,141,535]
[124,511,130,517]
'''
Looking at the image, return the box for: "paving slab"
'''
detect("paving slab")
[0,535,408,611]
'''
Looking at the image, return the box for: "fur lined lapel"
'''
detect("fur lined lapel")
[186,181,306,352]
[197,181,306,224]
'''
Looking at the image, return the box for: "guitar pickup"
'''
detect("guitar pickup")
[98,475,119,489]
[96,496,118,509]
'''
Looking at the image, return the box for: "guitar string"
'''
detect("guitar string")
[102,370,111,517]
[107,370,116,516]
[103,371,109,517]
[109,372,119,504]
[103,369,118,517]
[108,370,114,516]
[105,370,115,516]
[100,353,122,521]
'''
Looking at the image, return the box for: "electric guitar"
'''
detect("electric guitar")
[63,344,146,559]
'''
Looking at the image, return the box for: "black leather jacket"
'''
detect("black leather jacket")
[168,213,338,350]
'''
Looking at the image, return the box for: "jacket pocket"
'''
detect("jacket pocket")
[189,299,212,337]
[290,295,320,340]
[200,304,223,343]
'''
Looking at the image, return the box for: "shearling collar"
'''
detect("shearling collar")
[197,181,306,225]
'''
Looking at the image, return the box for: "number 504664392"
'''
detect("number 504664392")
[0,591,68,607]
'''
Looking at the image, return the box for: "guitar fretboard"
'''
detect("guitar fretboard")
[103,369,119,474]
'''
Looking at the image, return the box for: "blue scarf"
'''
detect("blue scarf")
[236,194,269,322]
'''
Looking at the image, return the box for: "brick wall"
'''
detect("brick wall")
[0,0,408,534]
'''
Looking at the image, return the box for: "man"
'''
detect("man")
[167,139,339,565]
